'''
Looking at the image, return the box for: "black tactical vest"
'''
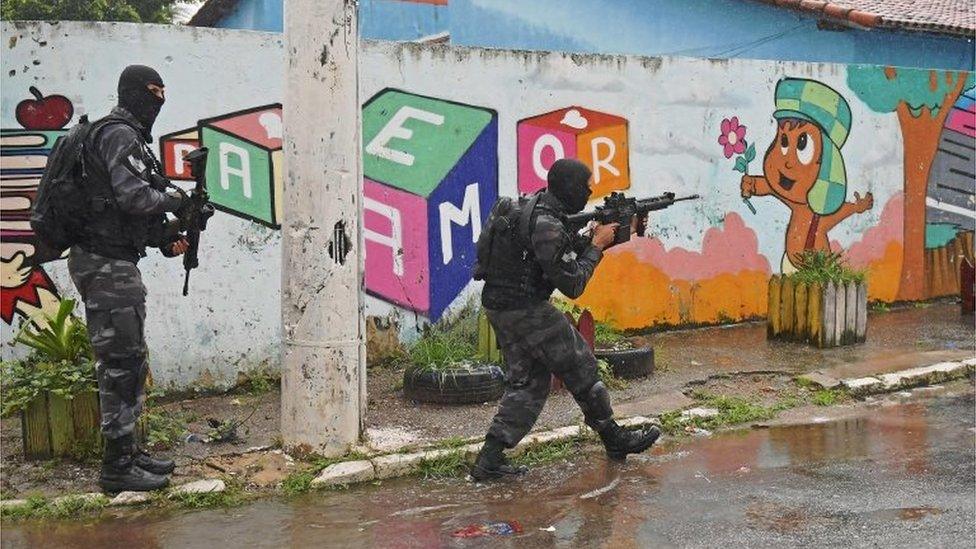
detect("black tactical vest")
[79,118,164,263]
[477,193,556,310]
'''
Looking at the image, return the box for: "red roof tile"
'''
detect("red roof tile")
[752,0,975,37]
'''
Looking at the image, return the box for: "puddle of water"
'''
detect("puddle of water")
[3,394,972,548]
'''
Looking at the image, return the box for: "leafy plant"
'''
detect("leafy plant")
[596,359,628,390]
[14,299,92,364]
[0,355,97,417]
[1,0,183,23]
[791,250,866,285]
[417,449,468,479]
[408,332,477,373]
[143,410,190,450]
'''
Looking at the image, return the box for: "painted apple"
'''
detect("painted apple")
[15,86,73,130]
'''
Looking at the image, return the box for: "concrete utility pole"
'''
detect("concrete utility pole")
[281,0,364,456]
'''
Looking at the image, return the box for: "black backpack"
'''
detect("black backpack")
[29,115,130,264]
[472,192,540,281]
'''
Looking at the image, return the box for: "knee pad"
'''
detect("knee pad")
[574,380,614,431]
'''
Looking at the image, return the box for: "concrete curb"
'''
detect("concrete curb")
[3,359,971,512]
[833,360,974,396]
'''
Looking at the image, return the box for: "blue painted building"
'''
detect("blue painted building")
[189,0,975,70]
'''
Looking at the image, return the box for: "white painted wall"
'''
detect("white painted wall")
[2,22,933,388]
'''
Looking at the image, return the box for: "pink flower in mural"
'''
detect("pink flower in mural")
[718,116,747,158]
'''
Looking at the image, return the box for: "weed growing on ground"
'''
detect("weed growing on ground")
[812,388,849,406]
[512,437,581,468]
[870,301,891,313]
[433,436,470,450]
[597,359,628,390]
[417,449,468,479]
[1,494,109,521]
[143,409,190,450]
[235,367,279,395]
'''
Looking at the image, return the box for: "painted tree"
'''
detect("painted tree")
[847,66,973,301]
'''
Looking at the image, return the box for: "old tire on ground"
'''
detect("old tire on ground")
[403,363,505,405]
[595,347,654,380]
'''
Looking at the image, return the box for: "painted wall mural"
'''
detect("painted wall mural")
[2,23,973,387]
[517,106,629,198]
[0,87,69,327]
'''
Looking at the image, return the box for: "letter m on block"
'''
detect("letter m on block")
[362,89,498,320]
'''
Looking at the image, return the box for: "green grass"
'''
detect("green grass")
[870,301,891,313]
[417,449,468,479]
[143,409,190,450]
[812,388,849,407]
[1,494,109,521]
[512,437,581,467]
[661,391,798,435]
[790,250,866,285]
[597,359,628,390]
[433,436,470,450]
[234,367,279,395]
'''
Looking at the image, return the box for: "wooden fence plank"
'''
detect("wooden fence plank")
[924,249,934,298]
[781,277,795,340]
[855,282,868,343]
[478,311,490,360]
[22,393,52,460]
[844,282,857,345]
[821,282,836,348]
[794,282,809,343]
[767,275,782,339]
[833,282,846,346]
[807,282,822,345]
[48,393,74,457]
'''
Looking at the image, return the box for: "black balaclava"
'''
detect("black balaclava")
[117,65,164,138]
[546,158,592,213]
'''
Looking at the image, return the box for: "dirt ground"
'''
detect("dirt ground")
[1,302,972,499]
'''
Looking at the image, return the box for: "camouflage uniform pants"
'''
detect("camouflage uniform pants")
[485,301,614,448]
[68,247,149,440]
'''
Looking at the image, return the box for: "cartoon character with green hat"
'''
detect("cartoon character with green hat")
[741,77,873,273]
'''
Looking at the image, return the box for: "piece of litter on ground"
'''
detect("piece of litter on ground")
[452,521,523,538]
[539,526,556,532]
[895,391,912,398]
[737,466,751,473]
[811,417,829,423]
[580,477,621,500]
[681,407,719,420]
[694,471,711,483]
[691,361,702,366]
[231,398,242,405]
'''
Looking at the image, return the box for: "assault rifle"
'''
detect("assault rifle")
[178,148,215,296]
[566,191,700,246]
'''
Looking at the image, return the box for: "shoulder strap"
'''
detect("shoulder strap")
[517,192,542,248]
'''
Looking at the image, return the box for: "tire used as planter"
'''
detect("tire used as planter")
[595,346,654,380]
[403,362,505,405]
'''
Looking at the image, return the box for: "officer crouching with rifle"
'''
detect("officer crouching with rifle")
[471,158,696,480]
[67,65,213,492]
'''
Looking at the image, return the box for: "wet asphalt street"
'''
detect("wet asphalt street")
[3,389,974,548]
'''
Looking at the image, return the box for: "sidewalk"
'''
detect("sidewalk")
[1,302,972,501]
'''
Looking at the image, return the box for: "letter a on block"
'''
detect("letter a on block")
[439,183,482,264]
[219,142,252,198]
[363,196,405,276]
[365,106,445,167]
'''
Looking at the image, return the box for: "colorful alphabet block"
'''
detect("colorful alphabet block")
[198,104,283,227]
[517,106,630,198]
[159,127,200,181]
[362,89,498,320]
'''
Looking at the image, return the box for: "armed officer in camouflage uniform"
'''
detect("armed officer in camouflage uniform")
[471,158,660,480]
[69,65,193,492]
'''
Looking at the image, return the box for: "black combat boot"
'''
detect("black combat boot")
[470,436,528,481]
[132,445,175,475]
[598,422,661,461]
[100,435,170,493]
